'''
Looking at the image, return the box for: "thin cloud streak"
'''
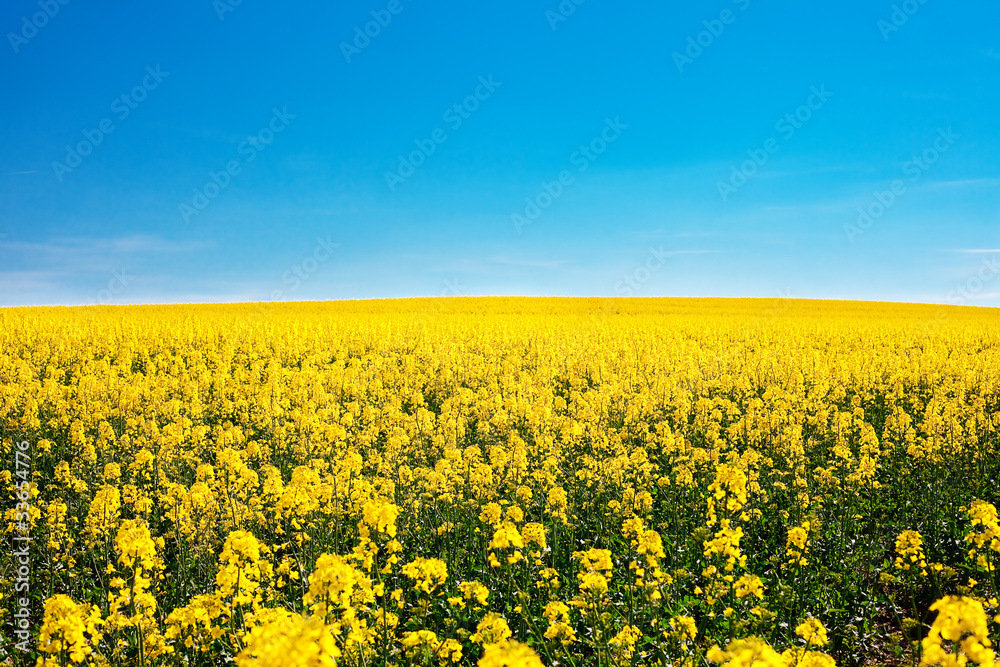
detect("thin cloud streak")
[3,235,214,256]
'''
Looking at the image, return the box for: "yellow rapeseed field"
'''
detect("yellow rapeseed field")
[2,297,999,667]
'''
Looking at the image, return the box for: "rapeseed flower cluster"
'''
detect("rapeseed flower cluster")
[3,298,1000,665]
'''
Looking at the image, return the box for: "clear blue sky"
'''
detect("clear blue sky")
[2,0,998,307]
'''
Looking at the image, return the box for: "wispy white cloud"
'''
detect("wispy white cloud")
[901,90,952,102]
[928,177,1000,190]
[0,270,66,293]
[656,249,720,256]
[634,229,717,241]
[424,255,572,276]
[4,235,214,258]
[487,256,571,270]
[672,231,716,238]
[949,249,1000,254]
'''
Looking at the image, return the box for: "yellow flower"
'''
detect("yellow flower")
[103,462,121,482]
[706,465,749,526]
[734,574,765,600]
[302,552,372,620]
[479,502,503,527]
[573,548,613,572]
[457,581,490,607]
[402,557,448,595]
[921,596,996,667]
[522,522,547,549]
[704,519,747,572]
[215,530,273,607]
[895,530,928,576]
[438,638,464,664]
[546,487,568,524]
[668,615,698,643]
[478,640,544,667]
[609,625,642,661]
[362,499,400,538]
[795,617,829,647]
[637,529,666,560]
[471,613,513,646]
[707,637,785,667]
[165,594,225,651]
[577,571,609,596]
[505,505,525,524]
[781,648,837,667]
[402,629,439,651]
[785,520,811,567]
[236,613,340,667]
[490,522,524,550]
[623,516,645,540]
[37,594,104,664]
[543,601,570,623]
[544,620,576,645]
[115,519,158,569]
[966,500,1000,570]
[84,484,121,546]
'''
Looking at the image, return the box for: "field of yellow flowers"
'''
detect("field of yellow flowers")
[2,297,1000,667]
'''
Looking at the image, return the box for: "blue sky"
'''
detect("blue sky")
[1,0,998,307]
